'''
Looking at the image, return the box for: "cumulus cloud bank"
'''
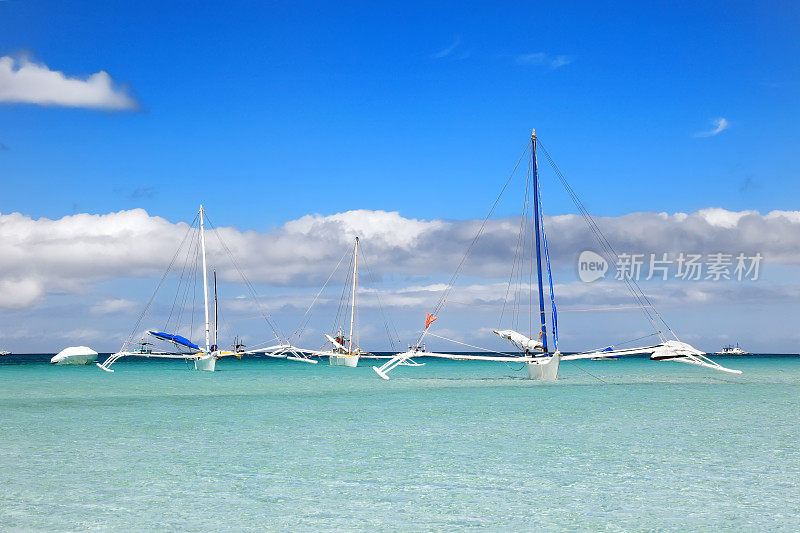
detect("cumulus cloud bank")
[1,206,800,311]
[0,56,138,110]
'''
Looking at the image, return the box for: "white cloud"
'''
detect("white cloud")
[431,36,461,59]
[90,298,136,315]
[696,207,756,229]
[516,52,572,68]
[694,117,729,137]
[3,207,800,353]
[0,56,138,110]
[0,278,45,309]
[2,207,800,313]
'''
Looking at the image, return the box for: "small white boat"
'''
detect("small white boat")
[0,350,11,356]
[51,346,98,365]
[713,343,750,356]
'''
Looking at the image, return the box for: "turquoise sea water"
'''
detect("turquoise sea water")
[1,354,798,531]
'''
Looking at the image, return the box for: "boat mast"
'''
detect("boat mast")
[199,205,211,353]
[531,130,549,353]
[347,236,359,355]
[213,269,218,350]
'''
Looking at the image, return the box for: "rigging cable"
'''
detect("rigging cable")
[416,141,531,346]
[119,212,199,352]
[203,215,286,344]
[359,248,403,352]
[289,247,349,342]
[537,139,676,342]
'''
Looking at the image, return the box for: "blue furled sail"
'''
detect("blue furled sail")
[148,331,200,351]
[531,131,550,354]
[541,223,559,352]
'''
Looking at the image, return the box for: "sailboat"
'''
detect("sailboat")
[326,236,361,367]
[97,205,292,372]
[288,236,421,367]
[374,130,742,380]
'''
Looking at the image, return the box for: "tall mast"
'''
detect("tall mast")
[213,269,218,350]
[199,205,211,353]
[347,236,359,355]
[531,130,549,353]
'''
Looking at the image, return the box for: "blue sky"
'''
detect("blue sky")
[1,1,799,355]
[2,1,798,228]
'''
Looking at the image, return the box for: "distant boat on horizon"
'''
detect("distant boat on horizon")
[713,342,751,356]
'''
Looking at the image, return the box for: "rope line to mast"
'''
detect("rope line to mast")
[359,248,402,352]
[289,248,349,342]
[426,333,523,358]
[537,139,676,342]
[416,141,530,346]
[204,214,285,344]
[120,212,199,353]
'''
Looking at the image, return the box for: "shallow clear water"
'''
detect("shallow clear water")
[1,354,798,531]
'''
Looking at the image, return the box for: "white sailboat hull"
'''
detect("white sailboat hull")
[329,354,359,367]
[194,354,216,372]
[526,353,560,380]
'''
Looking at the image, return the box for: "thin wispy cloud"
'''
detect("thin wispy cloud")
[516,52,572,69]
[0,56,138,110]
[695,117,729,137]
[431,36,461,59]
[130,186,156,200]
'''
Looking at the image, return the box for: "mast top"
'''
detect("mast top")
[531,128,536,140]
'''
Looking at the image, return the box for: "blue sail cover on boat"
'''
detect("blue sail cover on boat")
[148,331,200,351]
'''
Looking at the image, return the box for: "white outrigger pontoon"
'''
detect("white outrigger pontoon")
[374,130,741,381]
[97,205,311,372]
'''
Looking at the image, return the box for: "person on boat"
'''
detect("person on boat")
[334,334,347,352]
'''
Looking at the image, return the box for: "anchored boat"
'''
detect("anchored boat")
[289,236,421,368]
[713,343,750,356]
[374,130,741,380]
[97,205,300,372]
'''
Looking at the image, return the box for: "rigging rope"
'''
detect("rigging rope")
[359,248,402,351]
[564,360,607,383]
[426,332,521,358]
[120,213,198,352]
[204,215,286,344]
[289,248,349,342]
[416,141,531,346]
[536,139,676,343]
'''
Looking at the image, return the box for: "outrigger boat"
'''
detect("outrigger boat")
[328,236,361,367]
[288,236,423,367]
[97,205,308,372]
[374,130,742,380]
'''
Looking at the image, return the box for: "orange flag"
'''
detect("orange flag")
[425,312,437,329]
